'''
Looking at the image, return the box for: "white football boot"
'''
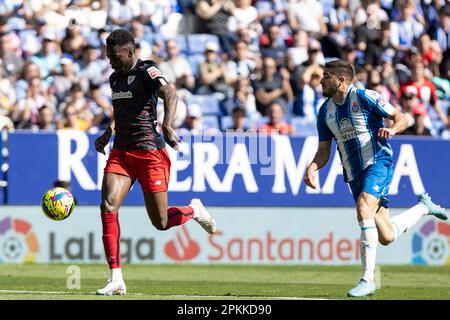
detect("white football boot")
[96,279,127,296]
[190,198,217,234]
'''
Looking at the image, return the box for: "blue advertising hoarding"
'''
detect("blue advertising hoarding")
[6,131,450,207]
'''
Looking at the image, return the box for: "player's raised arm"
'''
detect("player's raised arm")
[94,119,115,155]
[156,84,182,151]
[305,140,331,189]
[378,108,409,139]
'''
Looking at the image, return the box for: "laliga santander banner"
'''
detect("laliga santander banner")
[6,130,450,206]
[0,206,449,265]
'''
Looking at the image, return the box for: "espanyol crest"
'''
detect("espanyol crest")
[127,76,135,85]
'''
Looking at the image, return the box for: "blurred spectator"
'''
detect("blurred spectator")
[228,40,256,80]
[356,17,392,67]
[52,55,86,104]
[197,41,235,109]
[34,105,56,131]
[0,60,15,114]
[78,45,108,88]
[108,0,153,27]
[293,64,324,121]
[353,0,389,28]
[417,33,443,77]
[233,77,259,119]
[255,0,288,33]
[235,27,260,58]
[399,91,431,136]
[159,39,195,92]
[253,56,293,116]
[259,102,294,135]
[0,26,24,79]
[195,0,237,54]
[12,77,55,129]
[130,19,152,60]
[442,107,450,139]
[29,34,61,82]
[179,103,203,135]
[287,30,310,71]
[226,107,253,132]
[61,21,87,61]
[399,61,448,127]
[86,82,113,131]
[390,0,424,55]
[287,0,327,38]
[14,61,42,102]
[433,4,449,79]
[379,52,400,101]
[230,0,258,31]
[260,24,287,67]
[328,0,353,49]
[57,104,90,131]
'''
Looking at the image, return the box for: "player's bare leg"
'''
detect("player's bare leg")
[374,207,396,246]
[97,173,132,296]
[376,194,447,245]
[143,192,216,234]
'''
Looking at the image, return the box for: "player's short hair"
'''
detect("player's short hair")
[106,29,135,48]
[324,60,355,82]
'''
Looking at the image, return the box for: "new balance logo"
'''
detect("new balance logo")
[154,180,162,186]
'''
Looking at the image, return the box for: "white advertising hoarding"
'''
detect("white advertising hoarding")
[0,206,448,265]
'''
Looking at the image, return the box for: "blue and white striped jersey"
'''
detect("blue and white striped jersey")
[317,85,396,182]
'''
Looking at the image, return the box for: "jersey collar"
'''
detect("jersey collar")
[333,83,354,106]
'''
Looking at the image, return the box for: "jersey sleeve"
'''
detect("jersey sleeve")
[142,64,169,91]
[358,89,396,118]
[316,101,333,141]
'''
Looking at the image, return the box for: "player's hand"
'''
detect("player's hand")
[162,125,182,151]
[304,164,318,189]
[378,127,396,139]
[94,132,111,155]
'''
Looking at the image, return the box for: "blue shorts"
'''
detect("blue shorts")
[348,160,394,208]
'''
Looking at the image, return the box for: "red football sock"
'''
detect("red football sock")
[166,206,194,229]
[101,212,121,269]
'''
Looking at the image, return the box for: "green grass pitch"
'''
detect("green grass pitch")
[0,264,449,300]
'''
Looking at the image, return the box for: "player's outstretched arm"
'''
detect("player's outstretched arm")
[378,108,408,139]
[94,119,115,155]
[304,140,332,189]
[156,84,182,151]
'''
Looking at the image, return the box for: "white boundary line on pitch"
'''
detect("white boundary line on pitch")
[0,290,334,300]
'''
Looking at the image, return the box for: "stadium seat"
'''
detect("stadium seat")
[290,117,318,137]
[186,95,220,115]
[220,116,232,131]
[187,54,205,77]
[187,34,221,54]
[202,115,220,131]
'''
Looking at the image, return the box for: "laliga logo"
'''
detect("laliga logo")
[164,226,200,261]
[0,217,39,263]
[412,219,450,265]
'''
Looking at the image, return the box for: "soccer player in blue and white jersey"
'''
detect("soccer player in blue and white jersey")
[305,60,448,298]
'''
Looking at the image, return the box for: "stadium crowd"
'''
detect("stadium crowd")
[0,0,449,137]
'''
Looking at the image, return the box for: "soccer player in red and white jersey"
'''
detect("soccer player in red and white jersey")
[94,29,216,296]
[399,62,449,127]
